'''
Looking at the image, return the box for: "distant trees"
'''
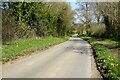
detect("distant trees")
[74,2,96,36]
[74,2,119,39]
[94,2,119,39]
[2,2,73,44]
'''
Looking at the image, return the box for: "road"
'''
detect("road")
[3,36,101,78]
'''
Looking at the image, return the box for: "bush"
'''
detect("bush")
[93,44,119,80]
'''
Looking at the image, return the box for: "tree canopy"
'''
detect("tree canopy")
[2,2,73,44]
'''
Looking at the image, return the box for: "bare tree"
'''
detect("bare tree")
[74,2,95,35]
[95,2,119,38]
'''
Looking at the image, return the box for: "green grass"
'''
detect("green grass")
[80,36,118,47]
[1,37,69,63]
[80,36,120,80]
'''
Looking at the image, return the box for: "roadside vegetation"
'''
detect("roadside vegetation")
[74,2,120,79]
[1,2,73,63]
[80,36,120,80]
[2,2,73,44]
[1,37,69,63]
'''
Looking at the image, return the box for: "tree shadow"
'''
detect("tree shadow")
[73,44,91,55]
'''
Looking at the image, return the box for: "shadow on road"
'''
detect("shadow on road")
[68,36,91,55]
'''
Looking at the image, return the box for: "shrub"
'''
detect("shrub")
[93,44,119,80]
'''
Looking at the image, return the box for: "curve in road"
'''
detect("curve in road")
[3,37,101,78]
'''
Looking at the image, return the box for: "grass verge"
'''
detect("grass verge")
[1,36,69,63]
[80,36,120,80]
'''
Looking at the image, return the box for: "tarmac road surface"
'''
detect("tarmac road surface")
[3,36,101,78]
